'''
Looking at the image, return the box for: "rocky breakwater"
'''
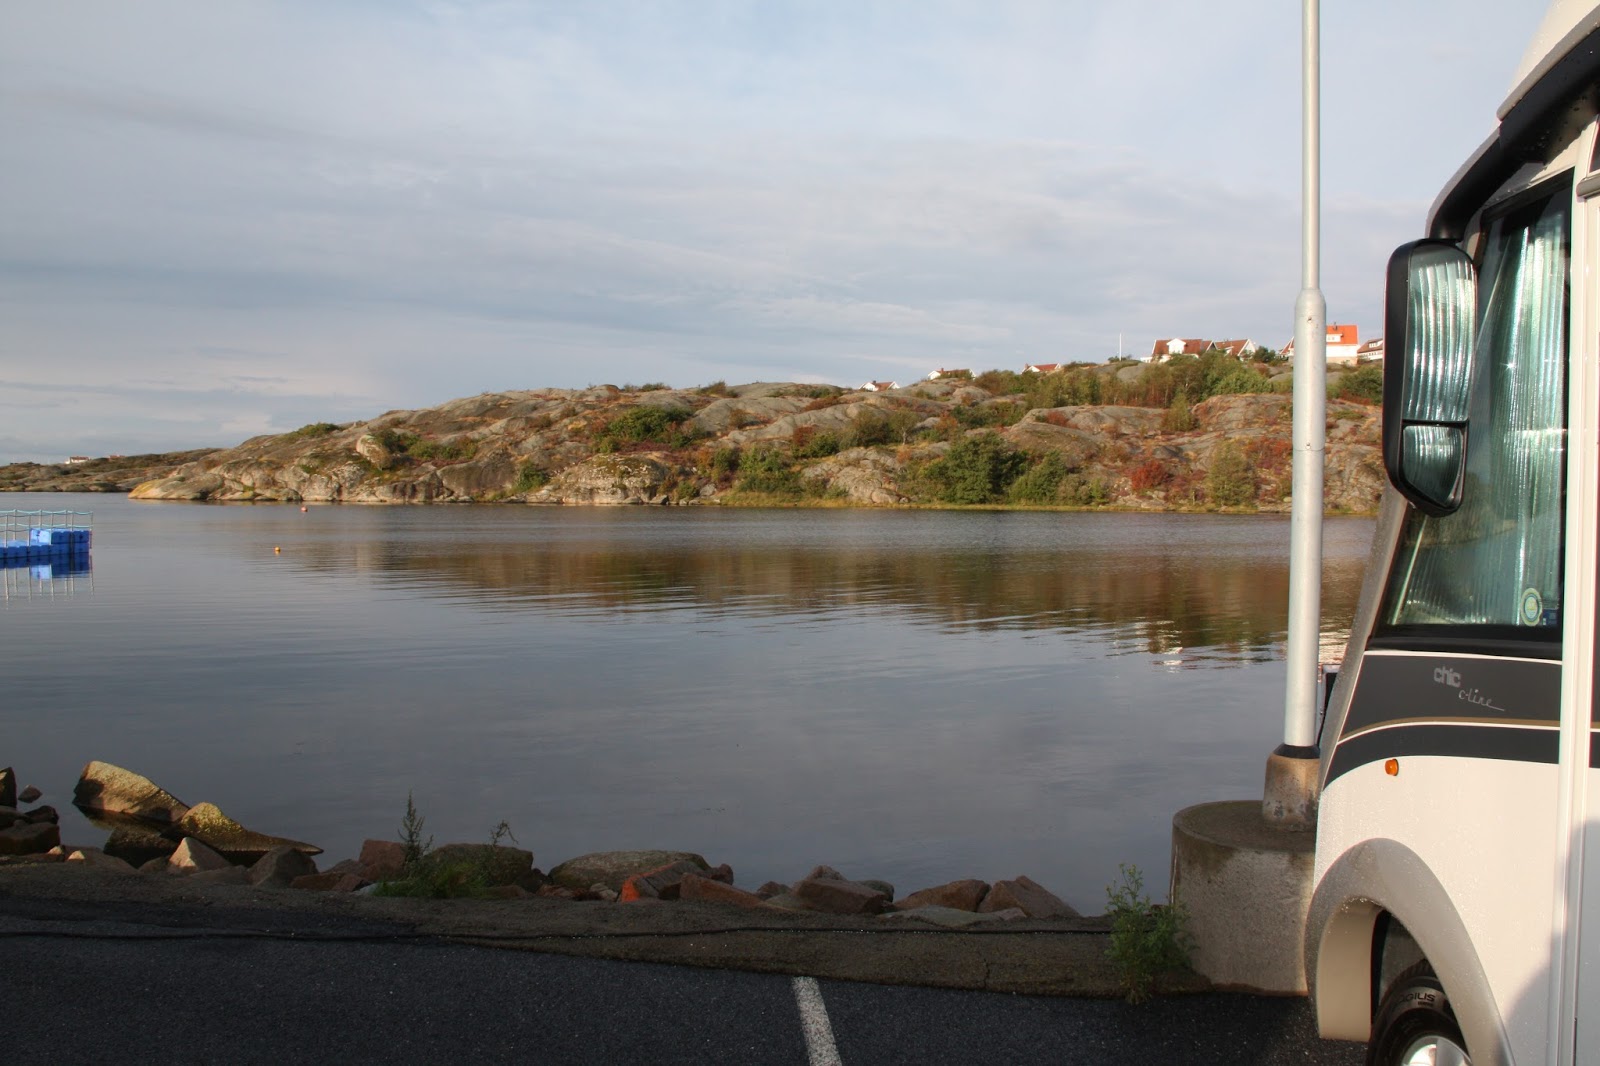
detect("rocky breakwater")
[4,760,1088,930]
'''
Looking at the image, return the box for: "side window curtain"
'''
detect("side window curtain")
[1383,189,1571,630]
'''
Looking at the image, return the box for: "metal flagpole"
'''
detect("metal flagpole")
[1265,0,1326,826]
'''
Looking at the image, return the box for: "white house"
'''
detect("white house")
[926,368,970,381]
[1282,323,1364,365]
[1357,338,1385,363]
[1024,363,1060,374]
[1141,338,1212,364]
[860,380,900,392]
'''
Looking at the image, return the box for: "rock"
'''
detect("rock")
[860,879,895,900]
[167,837,231,874]
[548,850,709,893]
[425,843,535,888]
[104,825,178,867]
[174,802,321,863]
[803,864,846,881]
[534,453,680,505]
[592,886,619,903]
[290,872,366,892]
[759,892,815,912]
[0,806,25,829]
[139,856,170,874]
[358,839,407,881]
[895,879,990,912]
[618,874,659,902]
[66,849,139,874]
[481,884,532,900]
[977,876,1080,919]
[629,859,708,901]
[190,865,252,886]
[324,859,367,877]
[706,863,735,884]
[0,767,13,808]
[793,876,889,915]
[879,905,1020,929]
[678,874,765,909]
[755,881,790,900]
[72,761,190,825]
[249,846,319,888]
[536,885,579,901]
[22,805,58,824]
[0,822,59,855]
[18,786,41,804]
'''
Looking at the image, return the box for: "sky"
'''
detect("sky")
[0,1,1551,462]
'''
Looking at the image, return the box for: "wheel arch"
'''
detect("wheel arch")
[1306,837,1514,1065]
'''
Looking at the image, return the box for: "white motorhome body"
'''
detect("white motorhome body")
[1306,4,1600,1064]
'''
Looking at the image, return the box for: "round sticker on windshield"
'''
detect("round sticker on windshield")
[1520,587,1543,626]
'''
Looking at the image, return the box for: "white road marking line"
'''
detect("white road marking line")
[792,975,843,1066]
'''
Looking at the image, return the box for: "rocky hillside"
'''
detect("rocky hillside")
[1,450,218,494]
[117,366,1385,512]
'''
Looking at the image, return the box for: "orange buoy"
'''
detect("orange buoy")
[274,546,281,554]
[300,506,308,512]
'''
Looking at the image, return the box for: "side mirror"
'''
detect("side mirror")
[1382,239,1478,516]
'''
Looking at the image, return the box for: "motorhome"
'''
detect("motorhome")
[1306,3,1599,1063]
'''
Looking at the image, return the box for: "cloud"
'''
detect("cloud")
[0,0,1550,461]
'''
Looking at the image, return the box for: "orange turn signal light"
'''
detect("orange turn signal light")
[1384,759,1400,776]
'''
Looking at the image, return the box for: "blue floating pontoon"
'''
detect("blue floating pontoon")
[0,510,93,567]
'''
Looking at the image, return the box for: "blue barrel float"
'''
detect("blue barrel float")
[1,510,93,574]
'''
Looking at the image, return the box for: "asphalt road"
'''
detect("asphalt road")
[3,909,1364,1065]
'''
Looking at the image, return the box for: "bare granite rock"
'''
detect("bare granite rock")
[18,786,41,804]
[104,825,178,867]
[678,874,765,909]
[895,879,990,912]
[794,876,889,916]
[175,802,321,863]
[358,839,407,881]
[249,846,320,888]
[0,822,59,856]
[66,849,139,874]
[548,850,709,893]
[73,761,190,826]
[426,843,535,888]
[168,837,231,874]
[0,767,14,808]
[978,876,1080,919]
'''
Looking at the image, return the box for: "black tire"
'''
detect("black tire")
[1367,960,1471,1066]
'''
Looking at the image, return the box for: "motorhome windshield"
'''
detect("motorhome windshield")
[1379,180,1572,637]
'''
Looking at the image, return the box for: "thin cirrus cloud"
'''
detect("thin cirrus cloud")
[0,0,1544,461]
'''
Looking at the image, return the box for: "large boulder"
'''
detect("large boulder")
[66,849,139,874]
[977,876,1079,919]
[102,825,178,867]
[168,837,232,874]
[534,454,679,505]
[425,843,536,888]
[174,802,321,863]
[0,821,60,855]
[0,767,14,808]
[548,850,709,893]
[800,448,909,504]
[249,846,320,888]
[895,879,990,912]
[73,761,190,825]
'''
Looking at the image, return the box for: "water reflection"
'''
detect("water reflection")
[282,512,1373,666]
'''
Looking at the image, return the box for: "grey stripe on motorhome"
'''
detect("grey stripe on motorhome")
[1339,651,1561,737]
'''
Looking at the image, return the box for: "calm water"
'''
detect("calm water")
[3,494,1374,908]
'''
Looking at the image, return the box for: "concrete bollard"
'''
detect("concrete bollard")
[1170,800,1315,994]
